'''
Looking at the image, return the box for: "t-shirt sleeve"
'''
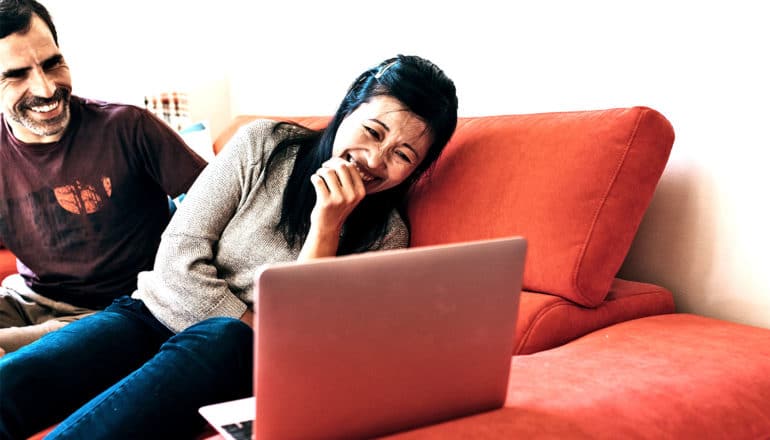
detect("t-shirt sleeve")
[134,110,207,197]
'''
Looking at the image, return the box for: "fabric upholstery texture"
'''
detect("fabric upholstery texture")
[383,314,770,440]
[514,278,675,354]
[407,107,675,307]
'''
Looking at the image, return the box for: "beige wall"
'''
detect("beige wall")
[46,1,769,329]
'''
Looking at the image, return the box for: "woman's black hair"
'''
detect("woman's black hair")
[266,54,458,254]
[0,0,59,44]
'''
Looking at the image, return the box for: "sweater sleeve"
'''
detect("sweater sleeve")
[134,120,276,333]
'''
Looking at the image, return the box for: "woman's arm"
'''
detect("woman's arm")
[134,120,276,333]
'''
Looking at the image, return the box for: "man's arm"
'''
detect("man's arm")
[136,110,208,198]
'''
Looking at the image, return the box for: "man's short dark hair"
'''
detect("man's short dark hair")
[0,0,58,44]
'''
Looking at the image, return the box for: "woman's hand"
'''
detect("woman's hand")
[298,157,365,260]
[310,157,366,231]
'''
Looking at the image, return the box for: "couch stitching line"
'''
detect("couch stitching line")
[571,108,646,305]
[516,284,672,353]
[516,300,569,353]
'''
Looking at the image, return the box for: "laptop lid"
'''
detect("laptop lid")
[252,236,527,440]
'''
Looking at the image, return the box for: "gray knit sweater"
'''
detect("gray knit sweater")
[134,119,409,333]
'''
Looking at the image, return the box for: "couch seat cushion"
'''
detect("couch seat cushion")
[384,314,770,439]
[514,278,675,354]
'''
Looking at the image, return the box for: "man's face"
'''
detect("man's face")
[0,14,72,143]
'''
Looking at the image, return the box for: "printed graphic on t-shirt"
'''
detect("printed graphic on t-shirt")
[53,176,112,214]
[0,176,115,255]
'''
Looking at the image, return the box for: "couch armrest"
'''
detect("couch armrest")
[0,249,16,280]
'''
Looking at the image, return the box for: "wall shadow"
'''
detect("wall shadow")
[618,165,717,313]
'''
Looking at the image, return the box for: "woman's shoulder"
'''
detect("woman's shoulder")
[228,119,312,155]
[216,119,296,163]
[235,118,314,140]
[230,118,283,144]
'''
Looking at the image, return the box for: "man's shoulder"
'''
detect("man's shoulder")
[72,96,173,141]
[73,95,145,120]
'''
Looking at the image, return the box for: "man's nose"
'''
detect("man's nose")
[28,67,57,98]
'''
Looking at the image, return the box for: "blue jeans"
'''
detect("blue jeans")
[0,296,253,440]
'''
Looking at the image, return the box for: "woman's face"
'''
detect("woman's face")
[332,95,432,194]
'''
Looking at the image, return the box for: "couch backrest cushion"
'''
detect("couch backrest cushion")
[212,107,674,307]
[407,107,674,306]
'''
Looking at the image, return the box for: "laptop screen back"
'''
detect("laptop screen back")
[252,236,526,440]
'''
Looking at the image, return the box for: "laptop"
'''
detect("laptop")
[199,236,527,440]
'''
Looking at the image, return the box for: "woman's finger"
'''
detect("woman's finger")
[310,173,330,198]
[316,167,342,195]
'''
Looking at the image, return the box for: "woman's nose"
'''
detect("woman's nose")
[365,147,386,169]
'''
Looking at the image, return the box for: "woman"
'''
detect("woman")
[0,54,458,439]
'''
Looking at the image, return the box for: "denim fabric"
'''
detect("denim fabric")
[0,296,253,440]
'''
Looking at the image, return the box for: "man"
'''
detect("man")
[0,0,207,356]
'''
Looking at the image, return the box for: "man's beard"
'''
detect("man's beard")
[10,87,72,139]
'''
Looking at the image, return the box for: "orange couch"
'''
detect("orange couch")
[210,108,770,439]
[0,248,15,281]
[18,106,770,439]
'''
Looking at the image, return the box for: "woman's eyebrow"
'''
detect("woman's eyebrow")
[370,119,390,132]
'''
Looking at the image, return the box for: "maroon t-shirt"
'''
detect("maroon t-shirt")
[0,96,207,308]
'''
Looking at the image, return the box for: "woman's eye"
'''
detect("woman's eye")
[363,126,380,140]
[395,151,413,164]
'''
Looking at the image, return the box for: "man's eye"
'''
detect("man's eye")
[2,71,26,81]
[41,55,65,71]
[42,62,60,71]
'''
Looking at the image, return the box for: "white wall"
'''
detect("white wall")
[45,0,233,137]
[45,1,769,329]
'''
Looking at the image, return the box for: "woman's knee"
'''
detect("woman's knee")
[165,317,252,359]
[160,317,253,392]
